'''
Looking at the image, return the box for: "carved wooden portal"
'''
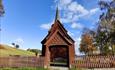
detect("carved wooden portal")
[49,45,69,66]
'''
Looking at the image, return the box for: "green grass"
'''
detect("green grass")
[0,67,48,70]
[0,44,35,57]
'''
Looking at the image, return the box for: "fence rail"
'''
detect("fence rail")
[0,56,45,67]
[1,55,115,68]
[72,55,115,68]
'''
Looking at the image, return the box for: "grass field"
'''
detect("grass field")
[0,67,48,70]
[0,44,35,57]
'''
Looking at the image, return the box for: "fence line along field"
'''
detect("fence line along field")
[0,44,36,57]
[0,56,45,68]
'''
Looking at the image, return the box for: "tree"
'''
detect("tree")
[11,43,20,49]
[12,43,15,46]
[27,49,41,56]
[0,0,5,31]
[95,0,115,55]
[79,28,97,55]
[15,44,19,49]
[0,0,4,16]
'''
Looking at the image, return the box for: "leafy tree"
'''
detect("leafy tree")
[12,43,15,46]
[11,43,20,49]
[27,49,41,56]
[0,0,4,16]
[15,44,19,49]
[79,28,97,55]
[95,0,115,55]
[0,0,5,31]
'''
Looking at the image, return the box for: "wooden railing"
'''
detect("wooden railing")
[1,55,115,68]
[0,56,45,67]
[72,55,115,68]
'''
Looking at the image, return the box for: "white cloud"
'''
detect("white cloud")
[71,22,84,29]
[89,8,99,15]
[40,23,51,30]
[61,18,72,23]
[68,2,78,12]
[40,20,54,30]
[67,31,74,36]
[68,2,88,14]
[59,0,72,5]
[75,37,82,55]
[54,0,99,29]
[15,38,24,44]
[75,37,81,46]
[64,12,74,20]
[100,0,112,2]
[71,23,77,28]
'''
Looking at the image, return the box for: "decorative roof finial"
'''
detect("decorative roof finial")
[55,6,60,21]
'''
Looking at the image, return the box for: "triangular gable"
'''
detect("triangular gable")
[41,20,74,44]
[44,31,72,45]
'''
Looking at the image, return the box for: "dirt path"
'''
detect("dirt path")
[49,66,69,70]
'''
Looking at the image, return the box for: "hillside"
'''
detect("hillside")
[0,44,35,57]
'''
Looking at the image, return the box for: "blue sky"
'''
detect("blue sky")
[1,0,102,55]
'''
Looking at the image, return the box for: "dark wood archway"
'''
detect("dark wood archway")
[49,45,69,67]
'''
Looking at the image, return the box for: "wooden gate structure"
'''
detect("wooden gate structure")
[41,8,75,68]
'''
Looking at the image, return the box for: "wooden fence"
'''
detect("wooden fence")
[1,55,115,68]
[72,55,115,68]
[0,56,45,68]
